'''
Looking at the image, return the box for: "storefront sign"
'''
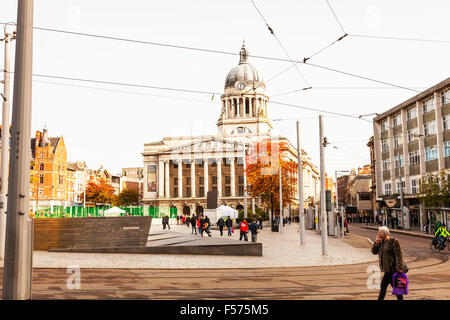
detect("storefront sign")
[385,199,397,208]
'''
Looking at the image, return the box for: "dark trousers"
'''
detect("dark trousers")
[227,227,232,236]
[191,224,197,234]
[219,226,223,236]
[378,272,403,300]
[240,231,248,241]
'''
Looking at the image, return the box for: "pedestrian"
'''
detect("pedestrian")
[239,218,249,241]
[249,218,259,242]
[344,218,349,234]
[371,226,407,300]
[199,215,205,236]
[165,215,171,230]
[203,216,212,237]
[258,216,263,229]
[191,214,197,235]
[217,216,225,236]
[186,215,190,228]
[423,218,429,233]
[181,215,186,225]
[226,216,233,236]
[176,215,180,225]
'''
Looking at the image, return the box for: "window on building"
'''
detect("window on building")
[441,89,450,106]
[445,141,450,158]
[39,163,44,171]
[393,135,403,148]
[225,176,230,184]
[212,186,217,192]
[38,190,43,198]
[174,187,178,195]
[424,120,437,137]
[407,127,419,143]
[238,175,244,184]
[396,181,405,193]
[174,177,178,185]
[411,179,418,194]
[425,146,438,162]
[237,157,244,166]
[186,163,191,168]
[186,187,191,197]
[39,174,44,184]
[199,187,204,195]
[381,139,389,152]
[186,177,190,185]
[443,115,449,131]
[173,163,178,169]
[394,154,404,168]
[199,177,204,185]
[393,114,402,127]
[423,98,435,113]
[381,120,388,132]
[212,176,217,185]
[225,186,231,197]
[238,186,244,196]
[59,176,64,185]
[407,106,417,120]
[382,159,390,171]
[384,183,392,195]
[408,150,420,165]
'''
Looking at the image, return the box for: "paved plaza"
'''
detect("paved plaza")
[31,223,378,269]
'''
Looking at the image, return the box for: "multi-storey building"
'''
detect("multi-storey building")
[30,127,68,213]
[373,77,450,227]
[142,44,320,219]
[121,167,144,197]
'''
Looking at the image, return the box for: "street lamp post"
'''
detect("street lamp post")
[335,170,349,240]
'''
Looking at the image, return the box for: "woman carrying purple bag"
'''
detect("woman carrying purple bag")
[371,226,408,300]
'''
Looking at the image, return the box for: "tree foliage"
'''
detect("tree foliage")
[81,178,116,205]
[117,188,141,206]
[245,139,298,216]
[419,170,450,207]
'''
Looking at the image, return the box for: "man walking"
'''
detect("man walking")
[258,216,263,229]
[226,216,233,236]
[191,214,197,235]
[239,218,249,241]
[371,226,406,300]
[249,218,259,242]
[217,217,225,236]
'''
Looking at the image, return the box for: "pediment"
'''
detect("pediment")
[163,137,244,155]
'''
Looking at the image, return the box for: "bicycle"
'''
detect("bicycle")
[430,236,450,253]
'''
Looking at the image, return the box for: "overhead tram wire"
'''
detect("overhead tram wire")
[325,0,346,35]
[249,0,310,88]
[349,34,450,44]
[0,22,420,93]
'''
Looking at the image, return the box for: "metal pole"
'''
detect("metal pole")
[335,170,339,239]
[243,134,247,219]
[319,115,327,255]
[297,121,305,245]
[0,24,15,261]
[3,0,34,300]
[279,165,283,234]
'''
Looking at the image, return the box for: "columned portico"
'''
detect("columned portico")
[217,158,222,197]
[158,160,164,197]
[191,160,195,197]
[178,160,182,198]
[204,159,208,197]
[230,157,236,197]
[164,160,170,197]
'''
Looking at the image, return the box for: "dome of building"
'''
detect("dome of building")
[224,43,265,89]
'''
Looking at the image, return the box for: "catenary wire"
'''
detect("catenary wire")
[325,0,346,34]
[0,22,420,93]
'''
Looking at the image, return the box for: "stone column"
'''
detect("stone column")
[217,158,222,197]
[191,160,195,197]
[164,160,170,198]
[158,160,164,198]
[204,159,208,197]
[230,157,236,197]
[178,160,182,198]
[249,97,253,117]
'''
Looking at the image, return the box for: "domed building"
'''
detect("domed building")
[142,43,320,222]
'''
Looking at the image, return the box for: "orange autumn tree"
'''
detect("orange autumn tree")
[81,178,116,205]
[245,139,298,223]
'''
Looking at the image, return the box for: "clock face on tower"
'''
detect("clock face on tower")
[236,82,245,91]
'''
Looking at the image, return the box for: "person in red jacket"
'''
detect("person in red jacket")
[239,219,249,241]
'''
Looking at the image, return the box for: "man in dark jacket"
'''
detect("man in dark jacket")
[249,218,259,242]
[258,216,263,229]
[217,217,225,236]
[203,216,212,237]
[199,215,205,237]
[191,215,197,235]
[225,216,233,236]
[371,226,405,300]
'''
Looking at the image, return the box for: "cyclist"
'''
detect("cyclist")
[435,223,450,250]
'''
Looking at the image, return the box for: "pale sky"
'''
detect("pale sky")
[1,0,449,177]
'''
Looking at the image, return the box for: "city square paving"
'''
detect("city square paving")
[1,223,449,300]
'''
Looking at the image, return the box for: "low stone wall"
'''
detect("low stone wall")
[33,216,152,251]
